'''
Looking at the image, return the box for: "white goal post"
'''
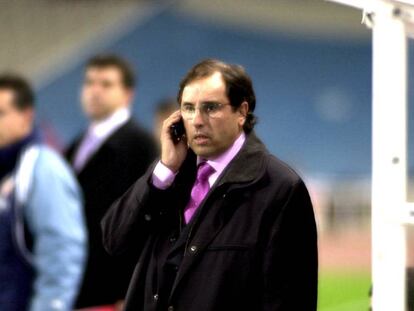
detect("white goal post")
[327,1,414,310]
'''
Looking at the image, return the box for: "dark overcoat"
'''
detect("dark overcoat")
[102,132,318,311]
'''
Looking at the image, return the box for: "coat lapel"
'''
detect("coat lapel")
[69,120,134,176]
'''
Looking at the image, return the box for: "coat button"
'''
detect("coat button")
[222,193,227,198]
[144,214,152,221]
[153,294,159,301]
[189,245,197,253]
[169,236,177,243]
[168,306,174,311]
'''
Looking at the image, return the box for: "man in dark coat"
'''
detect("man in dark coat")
[66,55,157,309]
[102,59,318,311]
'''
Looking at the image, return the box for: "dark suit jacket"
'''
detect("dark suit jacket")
[101,132,318,311]
[66,119,157,308]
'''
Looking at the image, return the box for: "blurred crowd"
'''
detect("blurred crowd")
[0,54,172,311]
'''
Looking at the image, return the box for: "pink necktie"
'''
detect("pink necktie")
[184,162,215,224]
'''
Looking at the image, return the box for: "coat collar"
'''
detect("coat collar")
[178,131,268,188]
[215,131,268,187]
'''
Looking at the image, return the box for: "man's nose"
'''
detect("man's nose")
[192,107,205,127]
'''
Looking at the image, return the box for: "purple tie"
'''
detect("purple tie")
[73,131,100,172]
[184,162,215,224]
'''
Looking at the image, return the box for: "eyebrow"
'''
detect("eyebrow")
[181,101,194,106]
[181,100,221,106]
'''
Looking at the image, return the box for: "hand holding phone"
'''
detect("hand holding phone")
[160,111,188,173]
[169,119,185,144]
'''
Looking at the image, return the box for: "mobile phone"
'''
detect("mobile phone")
[170,119,185,144]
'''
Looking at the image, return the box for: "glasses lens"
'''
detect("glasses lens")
[181,105,194,119]
[180,103,225,119]
[204,103,221,118]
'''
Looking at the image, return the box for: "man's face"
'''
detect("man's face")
[0,89,33,148]
[81,66,132,121]
[181,72,247,159]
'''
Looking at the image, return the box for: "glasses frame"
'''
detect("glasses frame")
[180,102,232,120]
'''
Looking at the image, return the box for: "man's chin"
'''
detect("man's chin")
[87,110,110,121]
[190,144,225,159]
[190,144,213,158]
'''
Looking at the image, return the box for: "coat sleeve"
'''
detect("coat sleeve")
[101,160,176,257]
[25,149,87,311]
[262,179,318,311]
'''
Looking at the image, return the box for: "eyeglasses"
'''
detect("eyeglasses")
[180,102,230,119]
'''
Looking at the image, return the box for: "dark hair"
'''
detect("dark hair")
[86,54,136,89]
[177,59,257,133]
[0,74,34,110]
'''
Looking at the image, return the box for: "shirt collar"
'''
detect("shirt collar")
[89,107,131,139]
[197,131,246,174]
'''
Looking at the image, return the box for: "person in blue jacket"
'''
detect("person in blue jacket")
[0,74,87,311]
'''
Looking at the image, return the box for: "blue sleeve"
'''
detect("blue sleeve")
[24,147,87,311]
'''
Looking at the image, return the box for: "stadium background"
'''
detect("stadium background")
[3,0,414,309]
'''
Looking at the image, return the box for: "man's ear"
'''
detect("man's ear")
[124,89,134,107]
[22,107,34,124]
[238,101,249,125]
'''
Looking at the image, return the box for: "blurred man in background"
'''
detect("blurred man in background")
[102,59,318,310]
[66,54,157,310]
[0,75,86,311]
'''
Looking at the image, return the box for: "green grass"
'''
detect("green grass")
[318,269,371,311]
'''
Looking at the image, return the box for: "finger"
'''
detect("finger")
[167,110,182,122]
[162,111,183,131]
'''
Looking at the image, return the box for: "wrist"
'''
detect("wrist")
[160,159,180,174]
